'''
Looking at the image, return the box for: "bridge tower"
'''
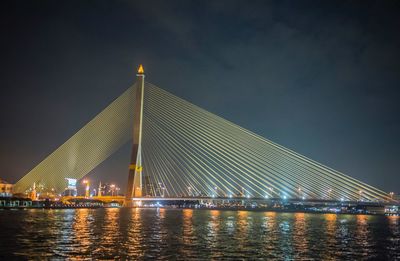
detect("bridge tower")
[125,65,145,205]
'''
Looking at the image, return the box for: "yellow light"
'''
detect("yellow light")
[138,64,144,74]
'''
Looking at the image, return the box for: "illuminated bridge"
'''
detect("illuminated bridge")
[14,66,396,205]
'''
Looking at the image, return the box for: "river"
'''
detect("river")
[0,208,398,260]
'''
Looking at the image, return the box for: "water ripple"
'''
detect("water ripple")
[0,209,398,260]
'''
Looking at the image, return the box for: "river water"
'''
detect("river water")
[0,208,398,260]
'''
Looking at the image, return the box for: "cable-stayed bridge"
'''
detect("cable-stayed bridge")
[14,66,395,204]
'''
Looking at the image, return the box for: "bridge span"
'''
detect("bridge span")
[61,195,399,207]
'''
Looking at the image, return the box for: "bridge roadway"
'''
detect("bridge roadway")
[130,197,396,206]
[62,195,125,204]
[61,195,397,206]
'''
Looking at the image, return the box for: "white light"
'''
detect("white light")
[340,197,344,202]
[212,194,215,198]
[265,195,269,199]
[247,195,250,198]
[283,195,287,200]
[302,196,305,200]
[229,194,232,198]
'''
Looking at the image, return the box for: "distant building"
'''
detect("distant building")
[0,179,13,197]
[143,175,155,196]
[102,183,111,196]
[62,188,77,197]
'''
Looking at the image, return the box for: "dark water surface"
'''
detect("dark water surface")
[0,208,399,260]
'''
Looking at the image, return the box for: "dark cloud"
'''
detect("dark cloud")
[0,0,399,193]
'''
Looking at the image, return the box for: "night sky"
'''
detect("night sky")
[1,1,399,193]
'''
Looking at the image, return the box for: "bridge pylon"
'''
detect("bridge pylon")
[124,65,145,206]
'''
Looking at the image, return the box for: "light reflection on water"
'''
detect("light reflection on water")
[293,212,308,259]
[181,209,196,259]
[323,213,338,260]
[0,209,398,260]
[262,211,279,258]
[355,215,371,258]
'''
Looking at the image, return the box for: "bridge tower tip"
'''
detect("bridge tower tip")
[137,64,144,74]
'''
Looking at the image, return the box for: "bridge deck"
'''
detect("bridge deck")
[60,195,398,206]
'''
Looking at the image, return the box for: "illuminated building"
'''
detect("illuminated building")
[0,179,13,197]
